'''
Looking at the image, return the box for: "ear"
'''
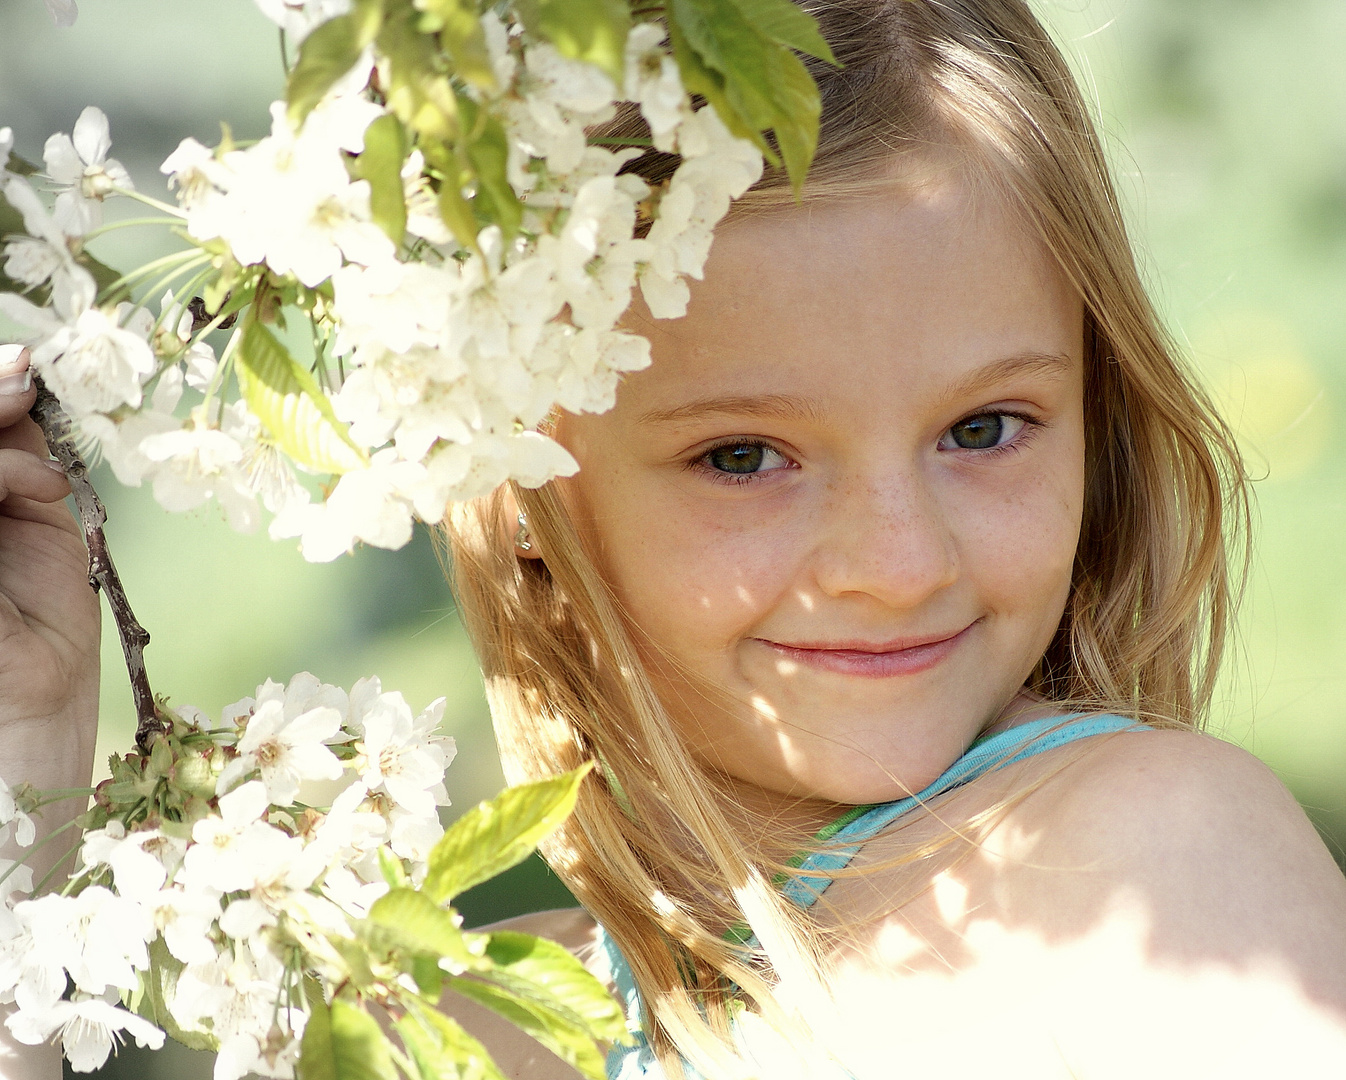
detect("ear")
[500,486,544,560]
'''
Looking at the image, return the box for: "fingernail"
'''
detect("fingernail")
[42,459,65,473]
[0,344,29,376]
[0,370,32,396]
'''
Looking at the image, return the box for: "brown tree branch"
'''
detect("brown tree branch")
[28,374,165,753]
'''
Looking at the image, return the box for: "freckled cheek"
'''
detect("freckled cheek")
[948,466,1083,615]
[598,511,793,655]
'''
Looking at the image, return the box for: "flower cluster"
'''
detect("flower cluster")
[0,0,764,562]
[0,674,454,1076]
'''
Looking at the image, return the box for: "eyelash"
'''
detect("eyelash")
[941,410,1045,460]
[687,439,795,486]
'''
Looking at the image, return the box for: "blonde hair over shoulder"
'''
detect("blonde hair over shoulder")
[444,0,1250,1071]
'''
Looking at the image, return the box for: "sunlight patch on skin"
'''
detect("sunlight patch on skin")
[735,585,753,605]
[749,694,780,722]
[774,658,800,677]
[828,897,1346,1079]
[795,590,816,611]
[931,870,970,925]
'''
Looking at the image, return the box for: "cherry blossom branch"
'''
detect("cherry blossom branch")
[28,374,164,752]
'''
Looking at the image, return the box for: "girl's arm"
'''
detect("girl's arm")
[0,347,102,1080]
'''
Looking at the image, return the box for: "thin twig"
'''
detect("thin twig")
[28,374,165,752]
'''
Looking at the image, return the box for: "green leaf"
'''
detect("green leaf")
[138,938,218,1054]
[378,0,460,143]
[724,0,835,63]
[352,113,410,246]
[422,764,594,904]
[459,99,523,240]
[667,0,826,193]
[667,16,766,152]
[396,1000,508,1080]
[287,2,384,128]
[444,977,609,1080]
[330,999,400,1080]
[236,317,368,475]
[417,0,496,90]
[758,45,820,191]
[515,0,630,85]
[482,932,625,1038]
[297,981,337,1080]
[363,888,485,974]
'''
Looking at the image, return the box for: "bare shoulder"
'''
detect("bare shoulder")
[478,906,603,961]
[437,909,605,1080]
[1001,727,1346,1003]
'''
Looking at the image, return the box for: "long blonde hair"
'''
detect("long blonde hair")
[445,0,1249,1072]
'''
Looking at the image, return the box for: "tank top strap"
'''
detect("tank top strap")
[779,712,1150,909]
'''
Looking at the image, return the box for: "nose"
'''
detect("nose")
[809,466,959,609]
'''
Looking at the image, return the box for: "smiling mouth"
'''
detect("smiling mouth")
[756,624,974,678]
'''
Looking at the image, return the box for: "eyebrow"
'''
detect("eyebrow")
[636,352,1075,427]
[936,351,1075,407]
[637,393,826,427]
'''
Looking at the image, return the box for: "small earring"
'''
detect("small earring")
[514,512,533,552]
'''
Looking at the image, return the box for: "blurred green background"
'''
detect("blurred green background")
[0,0,1343,1075]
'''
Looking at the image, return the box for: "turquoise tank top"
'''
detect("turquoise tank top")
[600,713,1151,1079]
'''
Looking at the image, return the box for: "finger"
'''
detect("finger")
[0,447,71,507]
[0,346,38,430]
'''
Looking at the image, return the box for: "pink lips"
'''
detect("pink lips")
[757,624,972,678]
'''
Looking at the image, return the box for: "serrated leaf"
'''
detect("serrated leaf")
[515,0,629,85]
[330,999,399,1080]
[363,888,485,973]
[236,317,367,475]
[445,977,609,1080]
[287,4,383,128]
[422,764,593,904]
[352,113,409,246]
[482,932,625,1037]
[667,15,767,154]
[724,0,835,63]
[761,45,819,188]
[418,0,496,90]
[297,981,337,1080]
[668,0,825,192]
[138,938,218,1054]
[397,1000,508,1080]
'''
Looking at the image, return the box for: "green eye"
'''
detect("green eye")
[708,444,769,473]
[948,414,1006,450]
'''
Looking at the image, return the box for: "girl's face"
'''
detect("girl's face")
[555,180,1086,805]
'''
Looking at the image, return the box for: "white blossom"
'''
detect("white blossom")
[42,106,132,235]
[252,0,351,45]
[7,995,165,1073]
[216,695,344,805]
[41,0,78,28]
[0,776,35,849]
[625,21,687,151]
[356,693,453,819]
[138,406,260,531]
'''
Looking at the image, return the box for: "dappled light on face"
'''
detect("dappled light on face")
[795,590,816,612]
[748,694,780,723]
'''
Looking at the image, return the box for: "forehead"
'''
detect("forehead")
[618,180,1082,408]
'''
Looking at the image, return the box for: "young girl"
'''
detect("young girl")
[1,0,1345,1078]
